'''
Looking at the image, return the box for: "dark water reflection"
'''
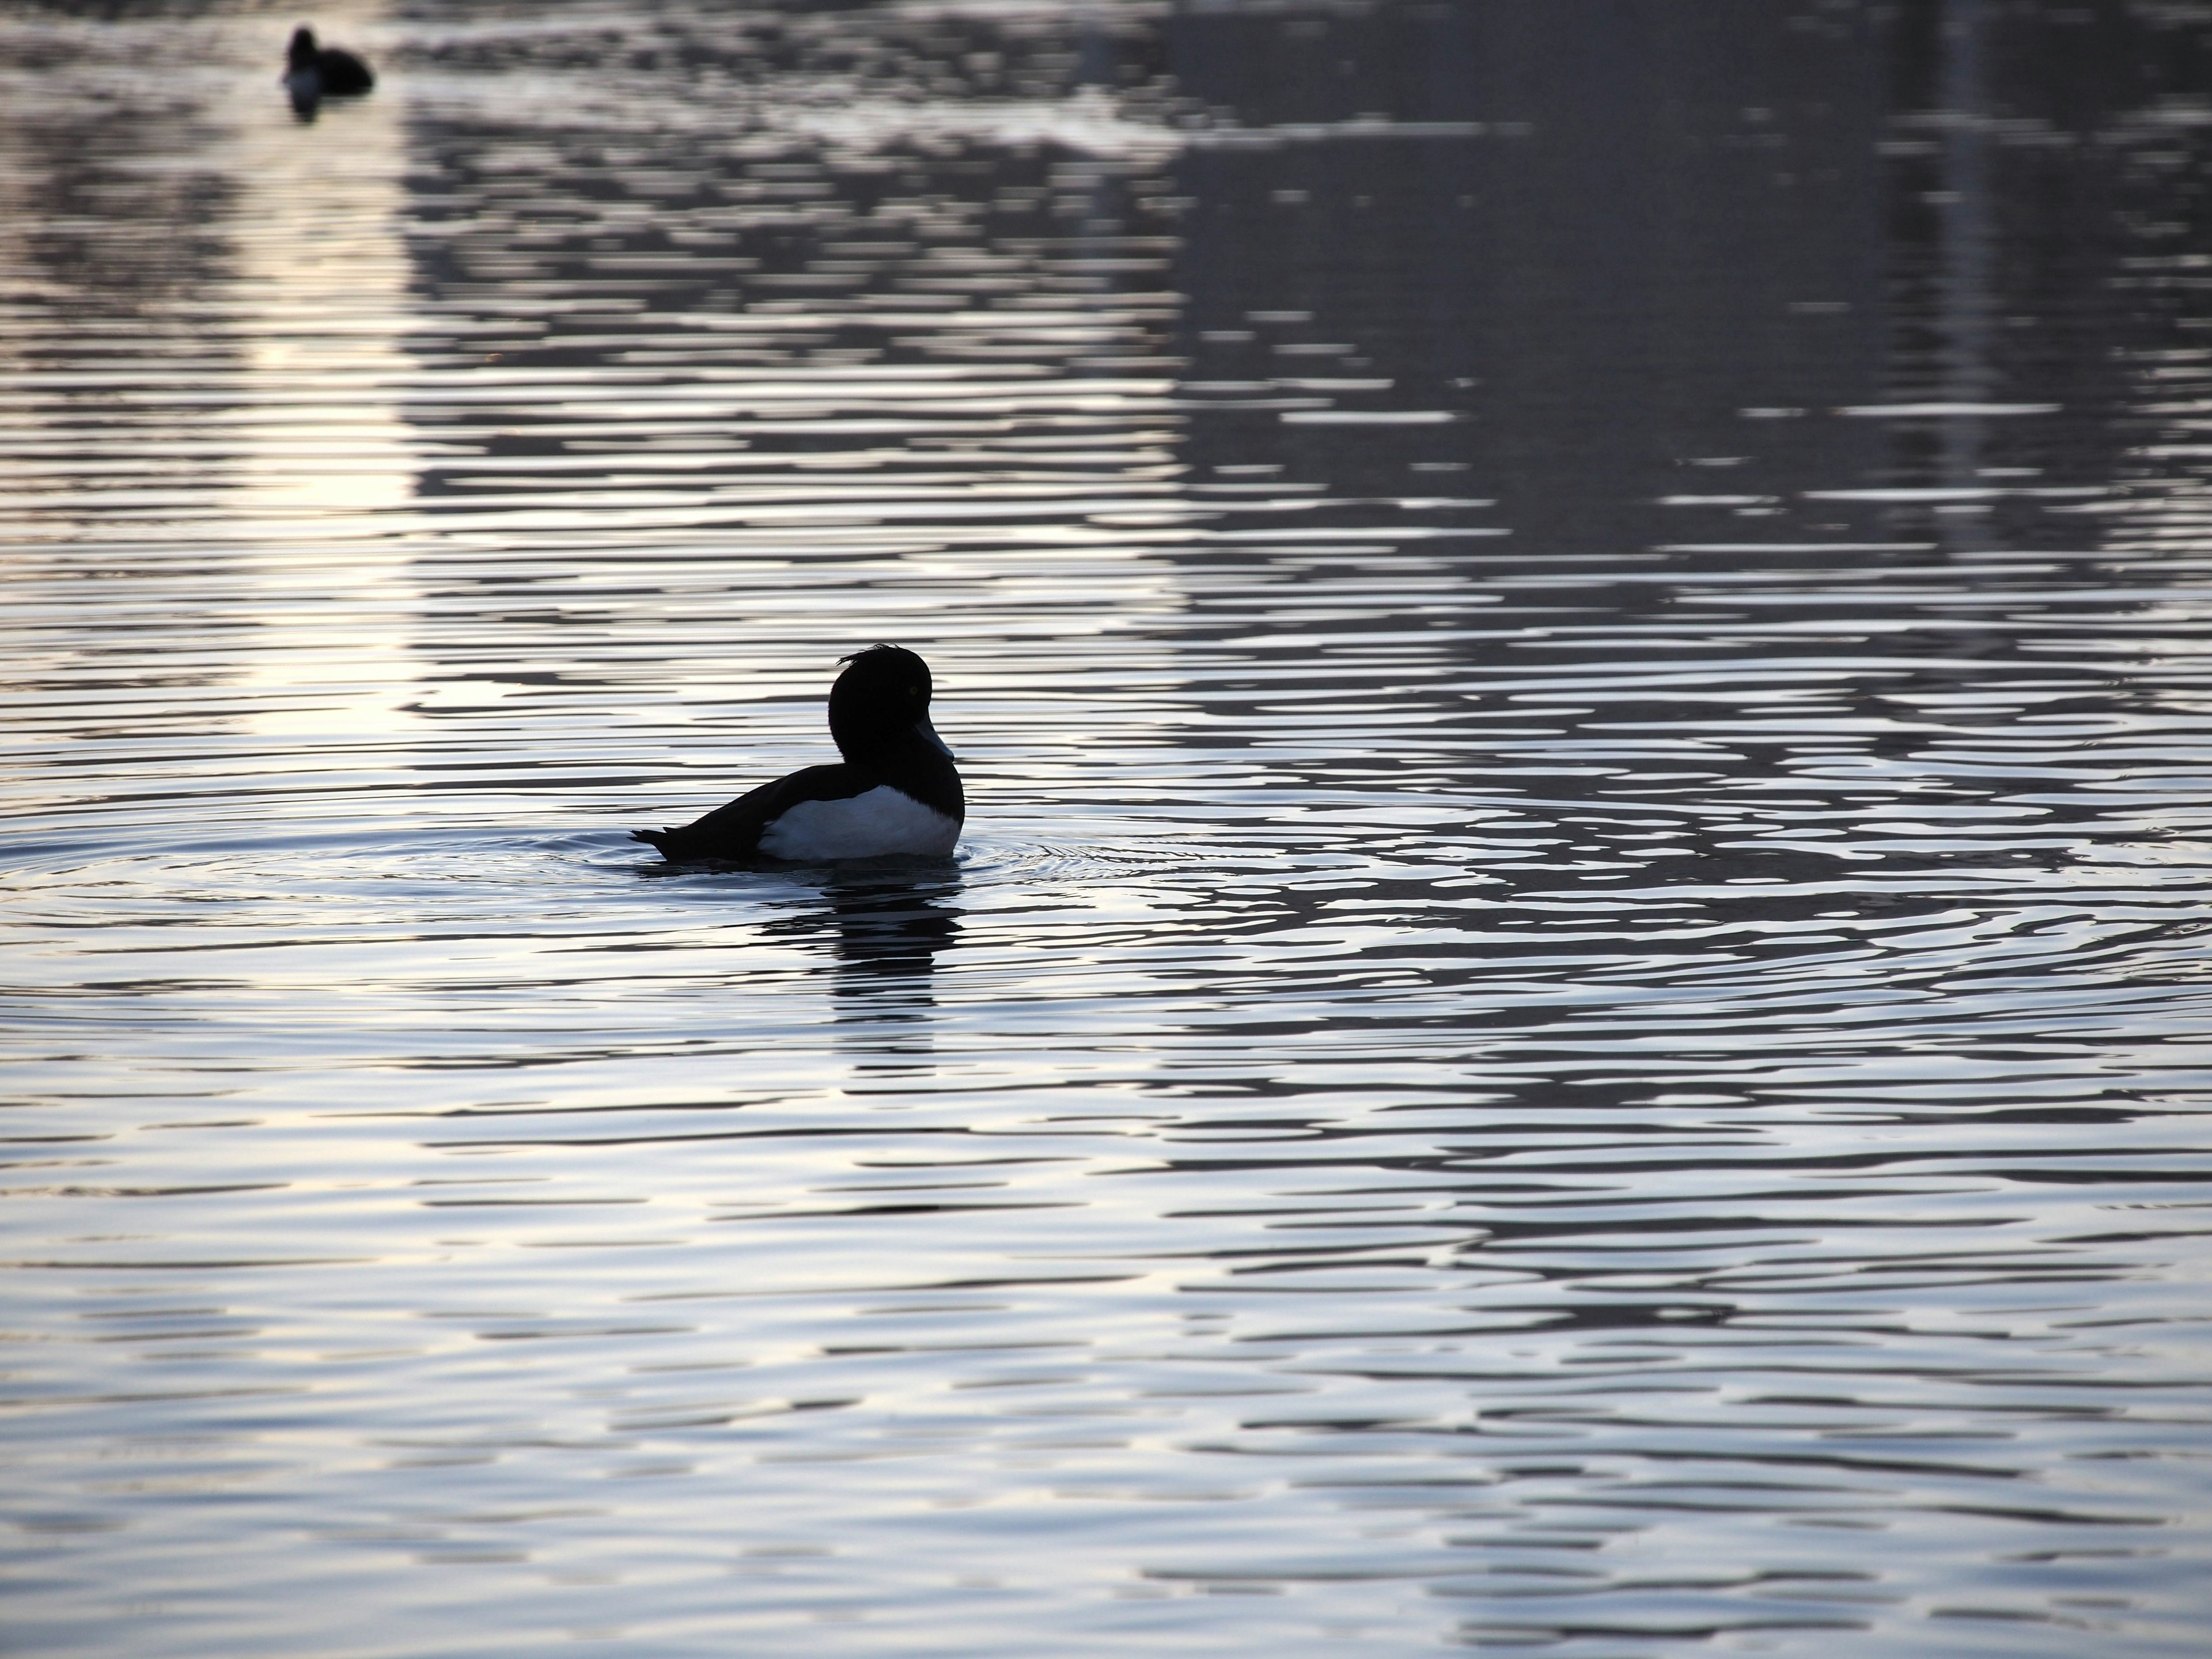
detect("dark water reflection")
[818,869,964,1026]
[4,2,2212,1655]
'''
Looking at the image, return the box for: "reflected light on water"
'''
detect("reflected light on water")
[225,32,426,744]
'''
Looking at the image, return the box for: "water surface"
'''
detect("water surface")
[5,2,2212,1654]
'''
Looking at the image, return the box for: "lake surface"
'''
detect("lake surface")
[5,2,2212,1653]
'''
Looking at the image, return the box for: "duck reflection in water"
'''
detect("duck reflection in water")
[797,869,965,1041]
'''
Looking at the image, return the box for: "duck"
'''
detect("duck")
[633,645,964,863]
[283,25,375,116]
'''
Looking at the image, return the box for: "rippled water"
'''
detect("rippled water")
[6,2,2212,1653]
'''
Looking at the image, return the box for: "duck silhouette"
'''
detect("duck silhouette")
[633,646,964,864]
[283,25,374,119]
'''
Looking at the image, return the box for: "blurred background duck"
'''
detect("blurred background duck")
[283,25,374,119]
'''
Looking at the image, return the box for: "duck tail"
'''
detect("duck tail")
[631,828,672,856]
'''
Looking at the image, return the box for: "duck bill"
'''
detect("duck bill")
[917,718,954,759]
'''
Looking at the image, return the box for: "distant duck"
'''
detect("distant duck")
[283,25,374,116]
[633,646,965,864]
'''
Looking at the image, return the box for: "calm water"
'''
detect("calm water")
[6,2,2212,1653]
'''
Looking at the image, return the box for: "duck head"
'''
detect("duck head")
[827,645,949,763]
